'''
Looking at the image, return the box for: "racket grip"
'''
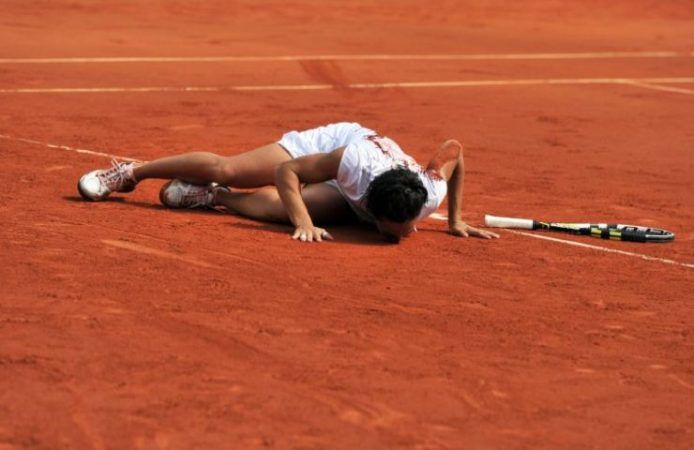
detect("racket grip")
[485,215,534,229]
[619,227,649,243]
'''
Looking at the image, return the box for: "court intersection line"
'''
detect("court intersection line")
[2,135,691,270]
[0,51,691,64]
[2,77,694,95]
[429,213,693,269]
[620,80,694,96]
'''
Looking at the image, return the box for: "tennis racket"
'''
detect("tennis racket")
[484,214,675,243]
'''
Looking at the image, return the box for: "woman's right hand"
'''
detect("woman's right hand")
[292,225,333,243]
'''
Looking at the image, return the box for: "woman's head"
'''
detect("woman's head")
[366,168,427,240]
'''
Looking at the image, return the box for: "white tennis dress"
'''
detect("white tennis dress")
[278,122,447,222]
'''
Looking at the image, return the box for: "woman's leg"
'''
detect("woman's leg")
[133,143,291,188]
[214,183,355,225]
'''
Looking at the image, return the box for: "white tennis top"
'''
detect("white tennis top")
[278,122,448,222]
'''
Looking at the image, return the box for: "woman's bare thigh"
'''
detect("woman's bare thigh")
[302,183,356,225]
[241,182,355,225]
[222,143,292,188]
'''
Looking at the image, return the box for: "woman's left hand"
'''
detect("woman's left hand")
[449,221,500,239]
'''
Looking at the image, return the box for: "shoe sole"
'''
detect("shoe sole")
[77,178,98,201]
[159,180,174,207]
[77,175,135,201]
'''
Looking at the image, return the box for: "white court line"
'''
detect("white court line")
[2,77,694,94]
[428,214,693,269]
[621,80,694,96]
[0,86,232,94]
[510,230,694,269]
[0,51,691,64]
[0,133,141,162]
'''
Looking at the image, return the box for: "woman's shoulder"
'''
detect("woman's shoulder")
[418,169,448,196]
[423,167,445,182]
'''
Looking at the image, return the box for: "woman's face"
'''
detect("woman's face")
[375,219,418,243]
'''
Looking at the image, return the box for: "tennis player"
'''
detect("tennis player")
[78,122,499,243]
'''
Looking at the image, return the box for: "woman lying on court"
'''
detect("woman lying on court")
[77,122,499,243]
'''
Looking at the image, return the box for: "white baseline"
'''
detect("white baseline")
[2,76,694,94]
[0,51,692,64]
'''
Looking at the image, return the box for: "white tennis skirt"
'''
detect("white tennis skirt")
[277,122,376,159]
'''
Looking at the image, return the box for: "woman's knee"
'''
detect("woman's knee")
[209,156,237,185]
[182,151,230,184]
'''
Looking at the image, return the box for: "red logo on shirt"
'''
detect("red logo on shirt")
[365,135,420,171]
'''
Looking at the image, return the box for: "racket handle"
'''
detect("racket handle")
[485,214,534,229]
[619,227,654,243]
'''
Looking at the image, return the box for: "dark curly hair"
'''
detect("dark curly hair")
[365,168,428,222]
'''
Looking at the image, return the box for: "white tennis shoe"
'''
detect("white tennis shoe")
[159,179,226,209]
[78,159,139,201]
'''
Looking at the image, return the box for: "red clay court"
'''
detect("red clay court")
[1,1,693,448]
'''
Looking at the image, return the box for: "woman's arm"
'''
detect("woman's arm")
[426,140,499,239]
[275,148,346,242]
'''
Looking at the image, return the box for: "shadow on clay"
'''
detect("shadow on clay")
[224,221,395,247]
[64,195,394,246]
